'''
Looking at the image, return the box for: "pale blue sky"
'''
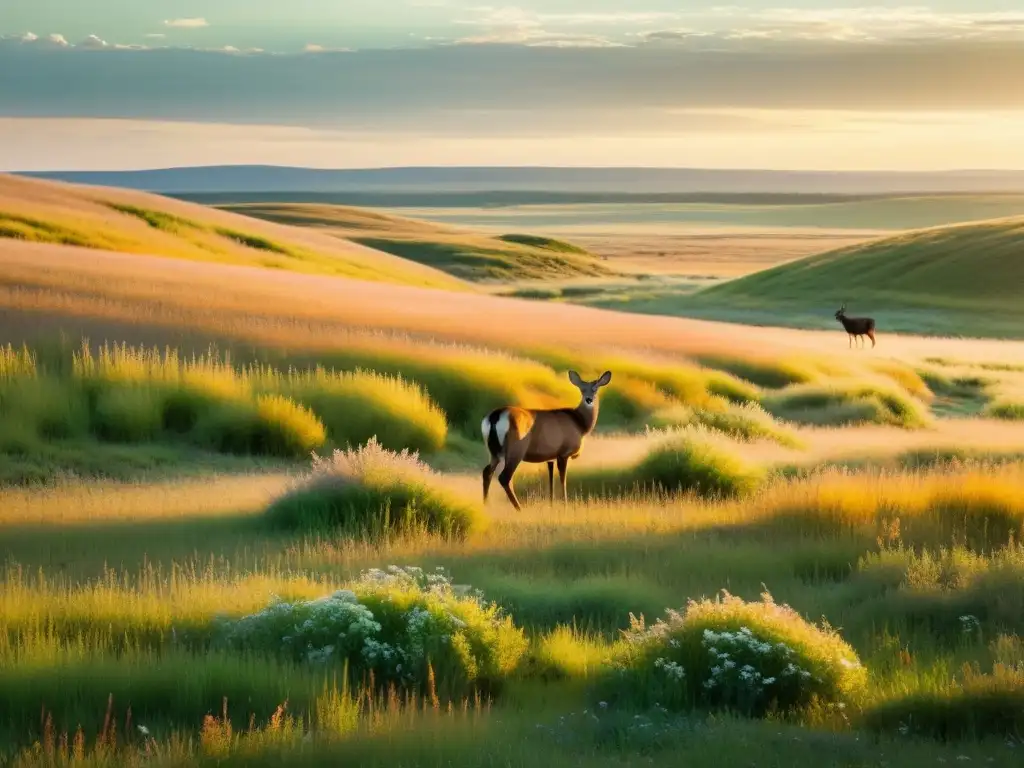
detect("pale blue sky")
[2,3,1024,169]
[6,1,1024,51]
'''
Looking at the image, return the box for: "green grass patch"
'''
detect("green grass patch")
[763,381,931,428]
[265,440,486,539]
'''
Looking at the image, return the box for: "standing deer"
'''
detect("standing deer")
[481,370,612,511]
[835,303,876,348]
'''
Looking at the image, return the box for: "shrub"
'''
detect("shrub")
[603,590,866,717]
[90,384,165,442]
[218,565,528,699]
[259,368,448,454]
[694,355,820,389]
[193,394,326,458]
[649,402,800,448]
[266,438,486,539]
[0,375,90,440]
[863,662,1024,741]
[763,381,931,429]
[631,432,765,499]
[987,401,1024,421]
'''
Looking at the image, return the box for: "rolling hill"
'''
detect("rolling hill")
[686,216,1024,338]
[218,203,613,282]
[0,175,467,292]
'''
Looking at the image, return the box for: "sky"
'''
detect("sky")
[2,2,1024,171]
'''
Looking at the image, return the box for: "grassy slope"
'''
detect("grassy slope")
[0,175,467,291]
[373,194,1024,232]
[680,216,1024,338]
[219,203,615,282]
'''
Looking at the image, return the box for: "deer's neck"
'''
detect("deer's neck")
[573,401,600,435]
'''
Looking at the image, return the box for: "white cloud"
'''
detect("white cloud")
[163,18,209,29]
[79,34,110,50]
[639,6,1024,45]
[145,33,167,39]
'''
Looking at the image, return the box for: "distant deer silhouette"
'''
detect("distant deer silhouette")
[835,303,876,348]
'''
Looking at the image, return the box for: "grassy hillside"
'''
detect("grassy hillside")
[370,194,1024,233]
[674,216,1024,338]
[219,203,615,282]
[7,181,1024,764]
[0,175,466,291]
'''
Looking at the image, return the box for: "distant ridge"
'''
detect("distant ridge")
[18,166,1024,196]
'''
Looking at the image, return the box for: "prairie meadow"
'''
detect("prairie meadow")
[1,177,1024,767]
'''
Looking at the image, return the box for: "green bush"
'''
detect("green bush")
[987,401,1024,421]
[649,402,800,448]
[261,368,448,454]
[193,394,326,458]
[863,662,1024,741]
[763,381,931,429]
[91,384,165,442]
[217,565,528,699]
[266,438,486,538]
[632,432,765,499]
[0,375,90,440]
[603,591,866,717]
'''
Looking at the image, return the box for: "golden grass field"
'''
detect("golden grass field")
[2,175,1024,766]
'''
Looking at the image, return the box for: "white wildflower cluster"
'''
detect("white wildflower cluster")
[959,614,981,634]
[653,657,686,681]
[220,564,501,689]
[700,627,812,701]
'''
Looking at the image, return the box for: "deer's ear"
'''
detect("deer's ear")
[568,370,583,387]
[596,370,612,387]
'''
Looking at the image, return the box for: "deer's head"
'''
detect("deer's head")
[568,370,613,408]
[835,303,847,321]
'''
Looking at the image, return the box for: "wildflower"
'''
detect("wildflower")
[137,725,150,736]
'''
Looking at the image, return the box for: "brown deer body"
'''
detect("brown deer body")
[835,303,876,348]
[481,370,612,511]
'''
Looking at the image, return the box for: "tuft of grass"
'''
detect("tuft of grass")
[191,393,327,458]
[986,401,1024,421]
[602,590,867,717]
[763,381,932,429]
[253,367,448,454]
[265,439,486,539]
[629,431,766,499]
[546,429,765,502]
[863,661,1024,741]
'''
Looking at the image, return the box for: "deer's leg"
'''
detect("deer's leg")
[848,334,853,348]
[556,456,569,504]
[482,456,501,502]
[869,331,876,348]
[498,452,524,512]
[547,461,555,502]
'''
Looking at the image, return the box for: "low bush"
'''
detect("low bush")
[649,402,800,448]
[191,394,326,458]
[90,384,165,442]
[0,375,90,440]
[986,401,1024,421]
[257,367,448,454]
[631,432,765,499]
[863,662,1024,741]
[602,590,866,717]
[217,565,528,699]
[266,438,486,538]
[763,381,931,429]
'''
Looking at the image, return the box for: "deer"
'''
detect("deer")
[480,370,612,511]
[835,302,876,348]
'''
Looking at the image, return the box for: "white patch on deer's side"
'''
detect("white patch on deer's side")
[494,412,510,447]
[481,416,492,443]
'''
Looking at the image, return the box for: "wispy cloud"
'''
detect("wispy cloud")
[163,18,209,29]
